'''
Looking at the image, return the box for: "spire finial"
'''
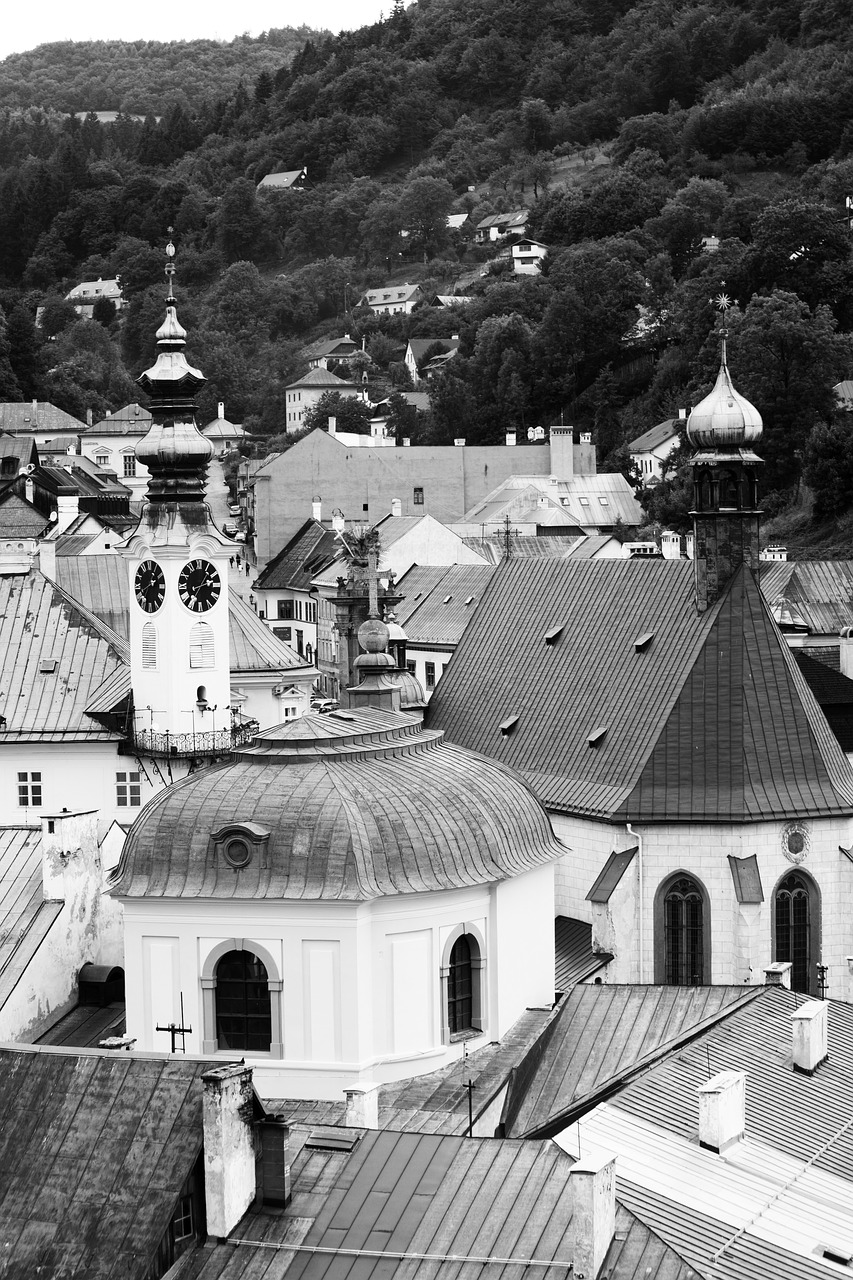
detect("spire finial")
[165,227,176,303]
[712,282,732,367]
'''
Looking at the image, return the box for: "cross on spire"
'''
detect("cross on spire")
[165,226,176,302]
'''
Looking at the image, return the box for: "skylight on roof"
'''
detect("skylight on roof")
[39,659,57,673]
[579,497,590,506]
[598,497,609,506]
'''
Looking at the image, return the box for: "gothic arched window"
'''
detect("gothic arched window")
[448,933,480,1034]
[774,872,819,994]
[214,949,272,1052]
[189,622,214,669]
[660,875,706,985]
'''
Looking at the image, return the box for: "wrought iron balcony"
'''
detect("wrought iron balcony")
[123,721,259,759]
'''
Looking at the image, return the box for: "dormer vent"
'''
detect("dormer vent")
[500,715,520,736]
[442,595,453,604]
[634,632,654,653]
[464,596,474,606]
[588,726,607,748]
[545,625,565,646]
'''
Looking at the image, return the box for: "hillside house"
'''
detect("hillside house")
[404,335,460,386]
[628,414,685,484]
[256,165,310,190]
[475,208,529,242]
[80,403,153,502]
[512,237,549,274]
[360,283,422,315]
[284,367,362,431]
[304,333,361,370]
[65,276,124,319]
[0,401,85,446]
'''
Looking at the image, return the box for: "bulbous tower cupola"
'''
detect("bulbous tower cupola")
[135,231,212,503]
[688,302,764,614]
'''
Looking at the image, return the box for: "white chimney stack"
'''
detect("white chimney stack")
[841,627,853,681]
[506,432,516,446]
[202,1065,256,1238]
[331,508,345,533]
[345,1082,380,1128]
[698,1070,745,1153]
[391,498,402,518]
[570,1152,616,1280]
[454,437,466,446]
[765,961,792,987]
[328,416,337,436]
[218,401,225,419]
[792,1000,828,1075]
[312,496,322,522]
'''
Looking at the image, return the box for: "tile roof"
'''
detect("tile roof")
[564,986,853,1280]
[760,559,853,635]
[503,984,759,1139]
[554,916,611,988]
[0,403,85,434]
[302,335,360,359]
[185,1125,695,1280]
[0,434,39,468]
[0,1044,210,1277]
[628,418,682,452]
[425,560,853,821]
[395,564,495,646]
[0,492,50,538]
[254,521,341,592]
[0,571,128,741]
[476,208,529,230]
[0,829,63,1012]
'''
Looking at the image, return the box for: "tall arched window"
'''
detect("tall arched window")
[214,950,272,1051]
[448,933,483,1035]
[657,875,707,985]
[189,622,214,669]
[774,872,819,994]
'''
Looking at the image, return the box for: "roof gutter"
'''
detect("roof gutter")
[627,821,643,981]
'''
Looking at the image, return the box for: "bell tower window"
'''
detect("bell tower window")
[142,622,157,669]
[214,949,272,1052]
[189,622,214,668]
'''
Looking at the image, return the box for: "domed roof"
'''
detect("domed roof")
[687,339,762,449]
[112,707,566,901]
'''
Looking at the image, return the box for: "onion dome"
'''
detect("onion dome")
[687,333,762,449]
[134,232,211,503]
[111,707,567,901]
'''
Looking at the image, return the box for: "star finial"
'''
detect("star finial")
[165,227,176,302]
[712,281,732,313]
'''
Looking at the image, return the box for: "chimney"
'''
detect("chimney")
[39,536,56,580]
[218,401,225,419]
[257,1115,291,1207]
[505,431,516,447]
[25,478,35,504]
[678,408,687,420]
[391,497,402,518]
[312,496,322,522]
[345,1082,380,1128]
[402,437,411,447]
[841,628,853,680]
[454,437,466,446]
[331,508,345,532]
[792,1000,828,1074]
[56,492,79,533]
[344,333,351,341]
[765,961,792,987]
[86,408,93,426]
[32,399,38,415]
[660,531,681,560]
[549,425,574,480]
[570,1153,616,1280]
[202,1064,256,1238]
[697,1070,745,1153]
[328,416,337,436]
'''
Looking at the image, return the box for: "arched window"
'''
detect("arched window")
[214,949,272,1052]
[774,871,820,994]
[447,933,483,1035]
[142,622,157,670]
[189,622,214,669]
[655,874,708,985]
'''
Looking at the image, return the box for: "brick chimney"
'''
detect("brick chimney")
[257,1115,291,1207]
[792,1000,828,1074]
[570,1152,616,1279]
[698,1070,745,1153]
[202,1064,256,1238]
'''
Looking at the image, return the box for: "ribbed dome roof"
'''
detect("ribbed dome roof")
[687,343,762,449]
[112,708,566,901]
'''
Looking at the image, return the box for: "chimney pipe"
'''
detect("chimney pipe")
[86,408,93,426]
[454,438,465,446]
[331,508,345,533]
[391,498,402,518]
[202,1064,256,1238]
[218,401,225,419]
[697,1070,745,1153]
[792,1000,828,1075]
[570,1153,616,1280]
[765,961,792,987]
[312,496,322,522]
[257,1115,291,1207]
[841,628,853,680]
[345,1082,380,1129]
[328,416,337,436]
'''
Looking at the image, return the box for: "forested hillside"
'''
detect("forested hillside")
[2,0,853,539]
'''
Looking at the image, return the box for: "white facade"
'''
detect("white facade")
[512,240,548,275]
[121,860,555,1099]
[406,645,452,699]
[80,432,150,502]
[0,739,163,828]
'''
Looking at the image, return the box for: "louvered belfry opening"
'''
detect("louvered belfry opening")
[664,876,704,985]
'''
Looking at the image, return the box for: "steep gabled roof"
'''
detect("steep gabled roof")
[228,587,316,673]
[0,492,50,538]
[426,560,853,821]
[0,403,85,435]
[628,417,682,452]
[254,520,340,592]
[286,367,358,390]
[395,563,495,646]
[759,559,853,635]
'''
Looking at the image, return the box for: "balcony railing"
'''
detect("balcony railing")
[123,721,259,759]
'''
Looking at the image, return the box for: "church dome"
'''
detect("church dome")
[687,341,762,449]
[112,707,566,901]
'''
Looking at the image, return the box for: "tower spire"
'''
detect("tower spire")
[135,229,212,504]
[687,289,764,612]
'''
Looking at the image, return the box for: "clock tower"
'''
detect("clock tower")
[122,235,232,747]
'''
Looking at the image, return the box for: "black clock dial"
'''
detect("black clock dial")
[134,560,165,614]
[178,559,221,613]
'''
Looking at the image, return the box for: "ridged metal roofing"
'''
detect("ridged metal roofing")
[396,565,496,646]
[254,521,340,592]
[504,985,755,1139]
[628,418,682,452]
[112,708,567,900]
[229,588,315,673]
[760,559,853,635]
[0,829,62,1011]
[0,571,128,741]
[554,916,611,988]
[0,403,84,434]
[185,1127,695,1280]
[0,1045,208,1277]
[426,560,853,821]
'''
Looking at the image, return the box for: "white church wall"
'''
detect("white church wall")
[550,813,622,924]
[590,856,639,983]
[492,863,555,1032]
[0,741,162,827]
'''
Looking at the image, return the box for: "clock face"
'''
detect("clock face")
[178,559,221,613]
[134,560,165,614]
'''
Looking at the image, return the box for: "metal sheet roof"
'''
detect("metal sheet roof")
[0,403,85,434]
[0,1045,209,1277]
[229,587,317,673]
[396,565,496,646]
[628,418,682,452]
[503,985,755,1139]
[759,560,853,635]
[0,829,62,1011]
[255,521,340,592]
[0,571,128,741]
[426,560,853,821]
[554,916,612,988]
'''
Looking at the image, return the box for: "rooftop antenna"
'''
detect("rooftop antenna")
[156,991,191,1053]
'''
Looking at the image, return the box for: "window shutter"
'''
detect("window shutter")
[142,623,157,669]
[189,622,215,669]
